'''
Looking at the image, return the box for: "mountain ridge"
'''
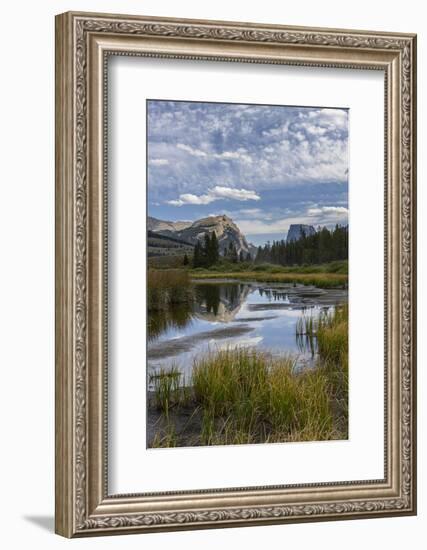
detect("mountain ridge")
[147,216,193,233]
[148,214,254,256]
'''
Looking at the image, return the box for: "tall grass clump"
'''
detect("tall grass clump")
[151,423,178,448]
[315,304,348,433]
[149,367,193,416]
[149,367,182,417]
[191,348,337,445]
[317,304,348,367]
[295,313,317,356]
[147,269,194,311]
[295,314,317,337]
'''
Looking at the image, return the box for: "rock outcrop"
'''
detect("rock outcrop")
[286,224,316,243]
[151,214,252,256]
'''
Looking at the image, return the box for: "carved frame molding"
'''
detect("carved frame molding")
[55,11,416,537]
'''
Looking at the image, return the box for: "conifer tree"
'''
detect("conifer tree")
[229,243,238,263]
[193,241,202,268]
[204,232,211,266]
[210,231,219,264]
[192,232,221,268]
[254,225,348,266]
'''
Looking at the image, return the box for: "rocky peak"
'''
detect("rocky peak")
[287,224,316,243]
[151,214,252,256]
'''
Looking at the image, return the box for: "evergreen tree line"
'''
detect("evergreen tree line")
[192,232,220,268]
[191,232,252,268]
[223,241,252,264]
[255,225,348,266]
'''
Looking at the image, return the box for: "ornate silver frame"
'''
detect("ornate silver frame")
[55,11,417,537]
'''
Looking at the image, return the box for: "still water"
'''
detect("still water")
[147,280,347,387]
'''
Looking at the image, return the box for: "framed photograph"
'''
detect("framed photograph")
[55,11,417,537]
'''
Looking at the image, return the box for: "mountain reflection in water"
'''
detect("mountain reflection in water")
[147,280,347,386]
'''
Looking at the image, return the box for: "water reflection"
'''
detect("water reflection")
[147,280,348,384]
[148,282,251,340]
[258,287,290,303]
[194,283,250,322]
[148,305,193,341]
[296,331,316,356]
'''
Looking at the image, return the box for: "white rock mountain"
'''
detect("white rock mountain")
[148,215,255,256]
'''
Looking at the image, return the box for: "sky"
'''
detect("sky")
[147,100,349,246]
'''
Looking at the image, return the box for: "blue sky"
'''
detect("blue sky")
[147,100,349,246]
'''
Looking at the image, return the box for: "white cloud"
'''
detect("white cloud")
[147,102,349,201]
[262,120,290,138]
[219,150,252,163]
[323,206,348,213]
[149,158,169,166]
[237,208,263,216]
[296,108,348,132]
[213,186,259,201]
[167,186,260,206]
[176,143,207,157]
[168,194,210,206]
[177,143,252,163]
[307,206,348,216]
[304,125,327,136]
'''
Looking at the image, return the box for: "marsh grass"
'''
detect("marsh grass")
[149,367,181,417]
[295,314,317,356]
[151,422,178,448]
[316,305,349,426]
[149,367,192,417]
[148,269,194,311]
[191,260,348,275]
[296,314,316,336]
[190,270,347,289]
[148,305,349,448]
[191,348,338,445]
[251,260,348,275]
[317,304,348,367]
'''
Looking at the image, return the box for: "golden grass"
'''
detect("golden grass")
[317,304,348,367]
[191,348,339,445]
[190,270,347,289]
[147,269,194,311]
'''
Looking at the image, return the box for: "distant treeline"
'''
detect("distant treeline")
[255,225,348,266]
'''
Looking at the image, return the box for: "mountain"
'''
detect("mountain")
[150,214,253,256]
[147,216,192,233]
[147,230,194,260]
[287,224,316,243]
